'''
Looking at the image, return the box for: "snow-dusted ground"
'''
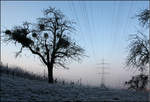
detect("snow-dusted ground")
[0,73,149,102]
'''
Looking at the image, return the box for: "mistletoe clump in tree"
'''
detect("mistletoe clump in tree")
[3,7,84,83]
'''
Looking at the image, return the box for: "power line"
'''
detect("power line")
[69,1,88,47]
[70,1,97,62]
[80,2,97,62]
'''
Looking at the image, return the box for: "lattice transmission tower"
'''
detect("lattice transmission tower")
[97,59,110,88]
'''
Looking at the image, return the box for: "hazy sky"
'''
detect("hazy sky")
[1,1,149,88]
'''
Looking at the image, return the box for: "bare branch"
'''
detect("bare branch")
[126,32,149,70]
[28,46,47,65]
[136,9,150,28]
[15,46,23,58]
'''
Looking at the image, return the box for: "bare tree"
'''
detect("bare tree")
[3,7,85,83]
[125,9,150,90]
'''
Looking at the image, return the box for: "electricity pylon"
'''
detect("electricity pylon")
[97,59,109,88]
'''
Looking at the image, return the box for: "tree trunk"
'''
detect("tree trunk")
[47,64,53,84]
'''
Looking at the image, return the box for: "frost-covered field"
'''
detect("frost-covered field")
[0,73,149,102]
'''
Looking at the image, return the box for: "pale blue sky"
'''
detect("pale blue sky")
[1,1,149,87]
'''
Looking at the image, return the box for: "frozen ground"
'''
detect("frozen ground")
[0,73,149,102]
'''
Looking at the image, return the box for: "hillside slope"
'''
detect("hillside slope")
[0,73,149,102]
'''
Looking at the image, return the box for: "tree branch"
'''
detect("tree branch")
[28,46,47,65]
[44,39,50,64]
